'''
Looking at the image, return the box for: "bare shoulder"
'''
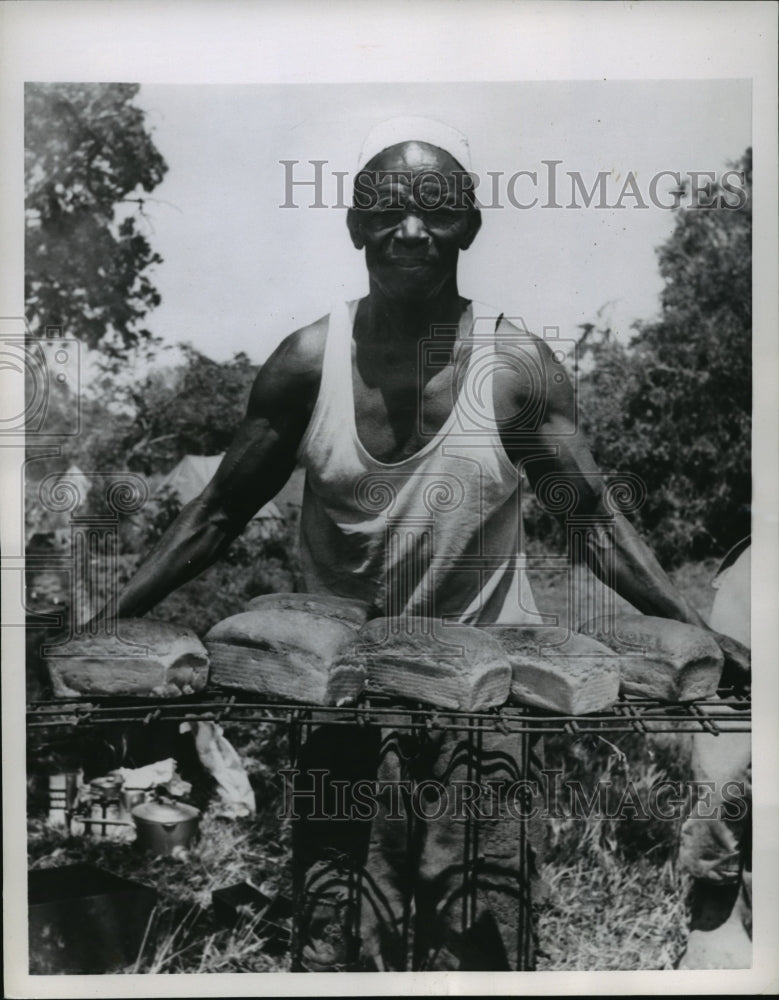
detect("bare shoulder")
[494,315,552,362]
[248,313,329,415]
[492,315,573,419]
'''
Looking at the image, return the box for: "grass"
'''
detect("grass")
[526,548,720,974]
[26,559,724,973]
[536,855,690,970]
[533,725,695,970]
[133,900,290,974]
[28,720,295,974]
[27,727,692,973]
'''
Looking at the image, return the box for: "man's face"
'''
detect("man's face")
[347,141,481,301]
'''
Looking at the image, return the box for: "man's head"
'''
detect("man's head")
[347,120,481,301]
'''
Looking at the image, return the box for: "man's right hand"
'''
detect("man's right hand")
[710,631,751,692]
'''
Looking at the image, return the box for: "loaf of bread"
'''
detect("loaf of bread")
[492,626,620,714]
[333,617,512,711]
[244,592,370,630]
[205,608,364,705]
[46,619,210,698]
[581,613,724,701]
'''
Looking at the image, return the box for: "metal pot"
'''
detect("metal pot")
[131,800,201,855]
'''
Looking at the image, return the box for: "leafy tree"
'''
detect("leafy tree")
[578,150,752,565]
[119,345,257,475]
[27,344,255,488]
[25,345,257,555]
[25,83,168,361]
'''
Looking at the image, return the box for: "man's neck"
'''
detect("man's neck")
[357,279,468,351]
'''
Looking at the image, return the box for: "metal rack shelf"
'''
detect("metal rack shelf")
[26,686,751,971]
[27,688,751,737]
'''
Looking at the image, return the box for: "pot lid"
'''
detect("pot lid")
[131,800,200,823]
[91,775,122,789]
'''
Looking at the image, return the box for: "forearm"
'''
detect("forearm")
[109,498,239,620]
[584,509,707,627]
[580,505,750,685]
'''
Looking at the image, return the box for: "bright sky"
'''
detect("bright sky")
[135,80,751,364]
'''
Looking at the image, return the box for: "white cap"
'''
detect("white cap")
[357,116,472,172]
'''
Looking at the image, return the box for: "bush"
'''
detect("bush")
[575,150,751,567]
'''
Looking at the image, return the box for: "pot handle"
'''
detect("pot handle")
[161,823,179,832]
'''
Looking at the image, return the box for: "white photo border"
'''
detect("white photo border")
[2,2,777,996]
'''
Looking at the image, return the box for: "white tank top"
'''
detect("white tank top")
[296,299,540,625]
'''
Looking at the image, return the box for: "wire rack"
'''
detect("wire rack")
[26,687,751,737]
[26,687,751,971]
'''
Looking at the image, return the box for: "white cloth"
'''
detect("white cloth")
[357,116,471,172]
[296,300,540,626]
[180,721,256,816]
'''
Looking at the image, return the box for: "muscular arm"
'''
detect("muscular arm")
[108,324,324,620]
[497,330,749,681]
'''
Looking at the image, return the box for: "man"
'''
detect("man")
[110,118,749,969]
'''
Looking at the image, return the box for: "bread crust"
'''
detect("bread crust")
[46,619,210,698]
[492,626,620,714]
[336,617,512,710]
[582,613,724,701]
[206,607,363,704]
[244,592,370,629]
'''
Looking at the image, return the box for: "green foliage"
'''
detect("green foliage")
[522,491,568,555]
[577,150,752,565]
[543,730,691,866]
[31,345,257,481]
[120,345,256,475]
[25,83,168,360]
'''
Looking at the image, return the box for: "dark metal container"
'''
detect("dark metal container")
[211,882,292,953]
[28,863,157,974]
[211,881,271,928]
